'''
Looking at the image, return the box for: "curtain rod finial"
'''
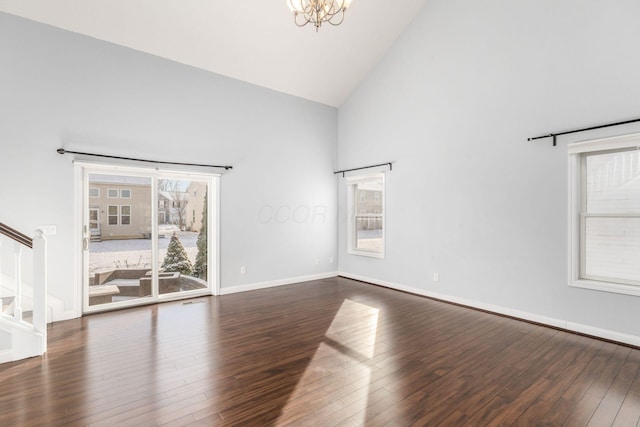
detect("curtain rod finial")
[57,148,65,154]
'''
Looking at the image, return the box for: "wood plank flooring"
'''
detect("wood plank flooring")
[1,277,639,426]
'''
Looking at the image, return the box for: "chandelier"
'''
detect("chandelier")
[287,0,353,31]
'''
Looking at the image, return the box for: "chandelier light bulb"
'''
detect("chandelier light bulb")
[287,0,353,31]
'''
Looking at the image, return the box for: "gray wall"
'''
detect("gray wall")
[0,13,337,314]
[338,0,640,338]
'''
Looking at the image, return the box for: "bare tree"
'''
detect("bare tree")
[158,179,188,229]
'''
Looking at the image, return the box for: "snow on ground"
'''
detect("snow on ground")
[88,232,199,274]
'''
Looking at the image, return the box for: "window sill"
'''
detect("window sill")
[570,279,640,297]
[348,249,385,259]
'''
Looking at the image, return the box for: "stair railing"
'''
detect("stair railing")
[0,223,47,353]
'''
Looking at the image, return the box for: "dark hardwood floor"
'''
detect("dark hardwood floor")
[1,277,639,426]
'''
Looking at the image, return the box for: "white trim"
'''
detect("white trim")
[74,164,83,318]
[73,160,222,179]
[120,205,131,226]
[51,308,79,322]
[567,133,640,296]
[76,163,220,314]
[338,272,640,347]
[107,205,119,225]
[567,132,640,154]
[568,153,581,292]
[569,279,640,297]
[346,172,385,259]
[219,272,338,295]
[211,176,221,296]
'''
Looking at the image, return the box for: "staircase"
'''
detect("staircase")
[0,223,47,364]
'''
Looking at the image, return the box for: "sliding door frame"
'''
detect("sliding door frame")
[74,161,220,316]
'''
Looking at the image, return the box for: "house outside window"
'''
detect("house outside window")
[120,189,131,198]
[347,173,385,258]
[107,188,118,198]
[89,188,99,198]
[568,133,640,296]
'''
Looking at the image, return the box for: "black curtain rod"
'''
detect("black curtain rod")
[528,117,640,147]
[334,162,392,177]
[57,148,233,170]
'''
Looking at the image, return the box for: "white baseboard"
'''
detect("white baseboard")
[338,271,640,348]
[52,309,80,322]
[219,272,338,295]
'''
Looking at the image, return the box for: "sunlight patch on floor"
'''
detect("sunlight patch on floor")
[276,299,380,425]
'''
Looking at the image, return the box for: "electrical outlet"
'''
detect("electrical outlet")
[433,273,439,282]
[240,266,246,275]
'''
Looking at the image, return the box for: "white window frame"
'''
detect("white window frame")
[347,173,385,258]
[107,205,119,225]
[120,205,131,225]
[107,188,118,198]
[568,133,640,296]
[89,188,100,198]
[120,189,131,199]
[75,161,222,317]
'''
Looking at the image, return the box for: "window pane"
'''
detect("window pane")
[355,216,383,252]
[88,173,152,306]
[356,179,383,214]
[352,175,384,255]
[586,150,640,214]
[89,188,99,198]
[120,189,131,198]
[585,216,640,282]
[157,178,209,295]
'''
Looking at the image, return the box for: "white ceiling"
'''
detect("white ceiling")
[0,0,428,107]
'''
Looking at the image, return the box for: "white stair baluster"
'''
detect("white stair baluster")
[14,241,22,322]
[32,229,47,351]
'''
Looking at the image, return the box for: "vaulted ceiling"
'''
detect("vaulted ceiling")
[0,0,429,106]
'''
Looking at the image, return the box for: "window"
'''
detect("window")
[120,189,131,198]
[107,188,118,198]
[347,173,385,258]
[569,133,640,296]
[120,205,131,225]
[89,188,100,198]
[108,205,118,225]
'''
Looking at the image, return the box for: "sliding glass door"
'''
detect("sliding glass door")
[80,164,217,313]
